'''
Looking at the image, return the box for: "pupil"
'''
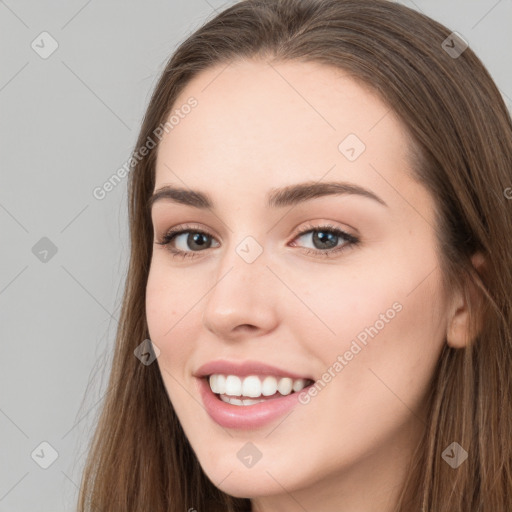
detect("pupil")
[189,232,210,250]
[314,231,337,249]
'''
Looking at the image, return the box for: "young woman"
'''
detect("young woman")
[77,1,512,511]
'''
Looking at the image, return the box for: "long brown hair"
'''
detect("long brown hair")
[77,1,512,510]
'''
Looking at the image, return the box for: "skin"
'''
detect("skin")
[145,59,475,512]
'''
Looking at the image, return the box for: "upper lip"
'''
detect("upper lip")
[194,359,314,381]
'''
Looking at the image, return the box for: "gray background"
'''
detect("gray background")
[1,1,511,510]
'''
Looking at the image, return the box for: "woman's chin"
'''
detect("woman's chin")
[200,464,292,499]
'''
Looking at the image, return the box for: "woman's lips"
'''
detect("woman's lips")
[196,376,314,430]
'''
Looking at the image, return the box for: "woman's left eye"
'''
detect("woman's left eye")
[291,223,360,256]
[155,223,360,259]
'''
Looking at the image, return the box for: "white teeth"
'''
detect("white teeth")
[224,375,242,396]
[242,375,262,397]
[209,374,225,394]
[261,376,278,396]
[277,377,293,395]
[293,378,307,392]
[220,395,267,406]
[208,374,311,398]
[221,396,243,406]
[209,374,217,393]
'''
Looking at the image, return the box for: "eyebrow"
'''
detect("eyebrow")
[148,180,388,210]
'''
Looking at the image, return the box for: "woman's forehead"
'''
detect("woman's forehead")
[154,59,413,193]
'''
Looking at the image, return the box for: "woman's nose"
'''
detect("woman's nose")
[201,237,280,340]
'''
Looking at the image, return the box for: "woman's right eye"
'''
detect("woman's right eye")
[156,226,219,259]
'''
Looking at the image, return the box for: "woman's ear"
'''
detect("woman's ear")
[446,252,486,349]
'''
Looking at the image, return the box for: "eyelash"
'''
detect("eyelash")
[156,222,360,260]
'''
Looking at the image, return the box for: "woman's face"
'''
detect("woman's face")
[146,59,451,508]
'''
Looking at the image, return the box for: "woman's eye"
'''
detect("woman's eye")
[155,223,359,259]
[156,227,219,259]
[290,224,360,257]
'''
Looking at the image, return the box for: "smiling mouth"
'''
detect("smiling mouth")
[205,374,315,406]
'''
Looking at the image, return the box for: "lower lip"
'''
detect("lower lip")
[197,377,311,430]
